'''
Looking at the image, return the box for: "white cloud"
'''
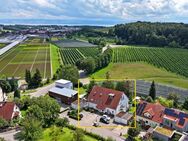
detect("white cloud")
[0,0,188,23]
[33,0,56,8]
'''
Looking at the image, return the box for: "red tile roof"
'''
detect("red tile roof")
[88,86,124,110]
[163,108,188,128]
[0,102,16,121]
[140,101,165,124]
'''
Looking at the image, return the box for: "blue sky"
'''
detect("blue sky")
[0,0,188,25]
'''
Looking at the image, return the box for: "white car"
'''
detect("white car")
[102,115,110,121]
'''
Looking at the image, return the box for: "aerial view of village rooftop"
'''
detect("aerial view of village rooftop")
[0,0,188,141]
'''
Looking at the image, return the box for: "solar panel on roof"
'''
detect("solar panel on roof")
[137,103,147,116]
[164,108,178,118]
[179,118,185,126]
[136,104,143,116]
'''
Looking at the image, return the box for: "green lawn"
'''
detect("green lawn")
[75,87,87,95]
[39,127,97,141]
[91,62,188,89]
[0,43,6,49]
[50,44,61,75]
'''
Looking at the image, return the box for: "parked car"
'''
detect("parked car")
[102,115,110,121]
[100,116,110,124]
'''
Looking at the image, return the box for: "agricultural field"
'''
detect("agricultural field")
[91,62,188,89]
[60,47,100,65]
[112,46,188,78]
[0,38,51,79]
[54,39,97,48]
[0,43,7,49]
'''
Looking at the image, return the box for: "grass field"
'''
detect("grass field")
[0,38,51,79]
[91,62,188,89]
[112,46,188,77]
[50,44,62,75]
[0,43,7,49]
[39,127,97,141]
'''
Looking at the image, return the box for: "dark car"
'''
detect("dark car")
[100,117,110,124]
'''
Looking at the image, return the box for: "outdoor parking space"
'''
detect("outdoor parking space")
[79,111,124,127]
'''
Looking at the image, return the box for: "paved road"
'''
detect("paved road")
[0,130,20,141]
[29,83,55,97]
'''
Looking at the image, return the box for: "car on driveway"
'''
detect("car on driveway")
[100,115,110,124]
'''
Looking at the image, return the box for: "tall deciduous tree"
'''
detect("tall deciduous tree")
[0,80,11,100]
[18,118,42,141]
[57,65,79,85]
[167,93,179,108]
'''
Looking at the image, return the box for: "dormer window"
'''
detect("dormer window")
[108,93,115,99]
[144,112,152,119]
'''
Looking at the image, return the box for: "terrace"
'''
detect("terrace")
[154,126,174,138]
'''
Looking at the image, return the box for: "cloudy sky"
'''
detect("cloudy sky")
[0,0,188,25]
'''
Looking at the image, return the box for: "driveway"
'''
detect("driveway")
[59,110,128,141]
[0,129,20,141]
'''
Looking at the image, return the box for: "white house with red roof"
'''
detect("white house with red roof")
[0,102,21,121]
[137,101,188,132]
[163,108,188,132]
[136,101,165,128]
[87,86,129,115]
